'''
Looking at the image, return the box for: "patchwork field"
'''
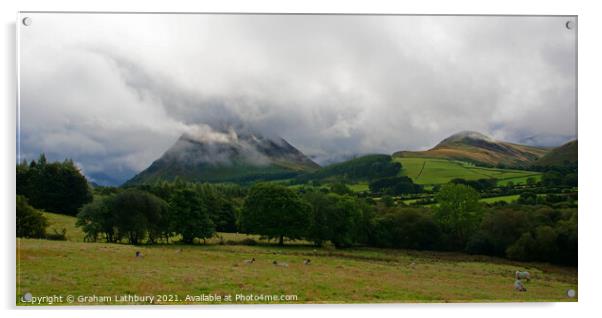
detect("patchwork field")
[401,194,520,206]
[480,194,521,204]
[395,157,542,186]
[17,213,577,305]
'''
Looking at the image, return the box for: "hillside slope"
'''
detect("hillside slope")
[296,154,401,182]
[395,157,541,186]
[393,131,549,167]
[532,140,577,167]
[125,129,319,185]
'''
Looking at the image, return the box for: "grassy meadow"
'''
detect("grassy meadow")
[395,158,541,186]
[479,195,521,204]
[16,213,578,305]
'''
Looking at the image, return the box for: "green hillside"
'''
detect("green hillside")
[43,212,85,242]
[127,162,301,185]
[393,131,549,167]
[125,132,320,185]
[532,140,577,167]
[395,157,541,186]
[296,154,400,183]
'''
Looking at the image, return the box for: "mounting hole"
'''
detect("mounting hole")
[22,292,32,302]
[22,17,32,26]
[565,20,574,30]
[567,289,576,298]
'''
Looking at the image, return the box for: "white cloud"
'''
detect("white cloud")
[18,14,577,184]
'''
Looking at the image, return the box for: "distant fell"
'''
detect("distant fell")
[532,140,577,167]
[296,154,401,183]
[393,131,549,167]
[125,128,319,185]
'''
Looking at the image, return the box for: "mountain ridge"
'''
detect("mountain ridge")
[532,140,577,167]
[393,131,550,167]
[124,128,319,185]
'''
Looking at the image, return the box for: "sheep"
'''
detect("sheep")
[303,259,311,265]
[135,251,144,258]
[273,260,289,267]
[244,258,256,264]
[514,279,527,292]
[515,271,531,281]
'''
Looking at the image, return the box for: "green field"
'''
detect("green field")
[44,212,86,242]
[480,195,521,204]
[17,214,577,305]
[347,183,369,192]
[395,158,542,186]
[402,194,519,206]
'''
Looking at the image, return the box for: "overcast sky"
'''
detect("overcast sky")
[19,13,577,185]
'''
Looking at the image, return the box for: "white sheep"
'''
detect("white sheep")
[244,258,256,264]
[515,271,531,281]
[273,260,289,267]
[514,279,527,292]
[303,259,311,265]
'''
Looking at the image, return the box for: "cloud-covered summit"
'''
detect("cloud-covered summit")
[18,14,576,185]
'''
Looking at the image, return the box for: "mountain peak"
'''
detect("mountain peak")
[436,131,494,147]
[124,127,319,185]
[393,130,548,167]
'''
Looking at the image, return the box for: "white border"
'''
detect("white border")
[2,1,601,318]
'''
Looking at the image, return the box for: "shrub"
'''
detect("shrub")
[330,183,354,195]
[517,191,538,205]
[46,228,67,241]
[467,208,530,256]
[240,238,258,246]
[16,195,48,238]
[450,178,497,191]
[371,207,441,250]
[506,232,537,261]
[369,176,422,195]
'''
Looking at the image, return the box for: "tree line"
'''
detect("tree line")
[75,181,576,265]
[17,154,92,216]
[16,155,576,266]
[77,181,238,244]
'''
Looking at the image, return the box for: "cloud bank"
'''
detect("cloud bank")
[19,14,577,185]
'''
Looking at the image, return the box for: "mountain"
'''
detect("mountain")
[532,140,577,167]
[125,129,319,185]
[393,131,549,167]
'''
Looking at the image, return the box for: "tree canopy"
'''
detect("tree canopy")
[304,191,366,247]
[434,183,483,249]
[17,195,48,238]
[240,183,310,245]
[169,188,215,244]
[17,154,92,216]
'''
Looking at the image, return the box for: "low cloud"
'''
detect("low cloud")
[19,14,577,185]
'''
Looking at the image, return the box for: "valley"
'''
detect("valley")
[17,213,577,305]
[17,130,578,305]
